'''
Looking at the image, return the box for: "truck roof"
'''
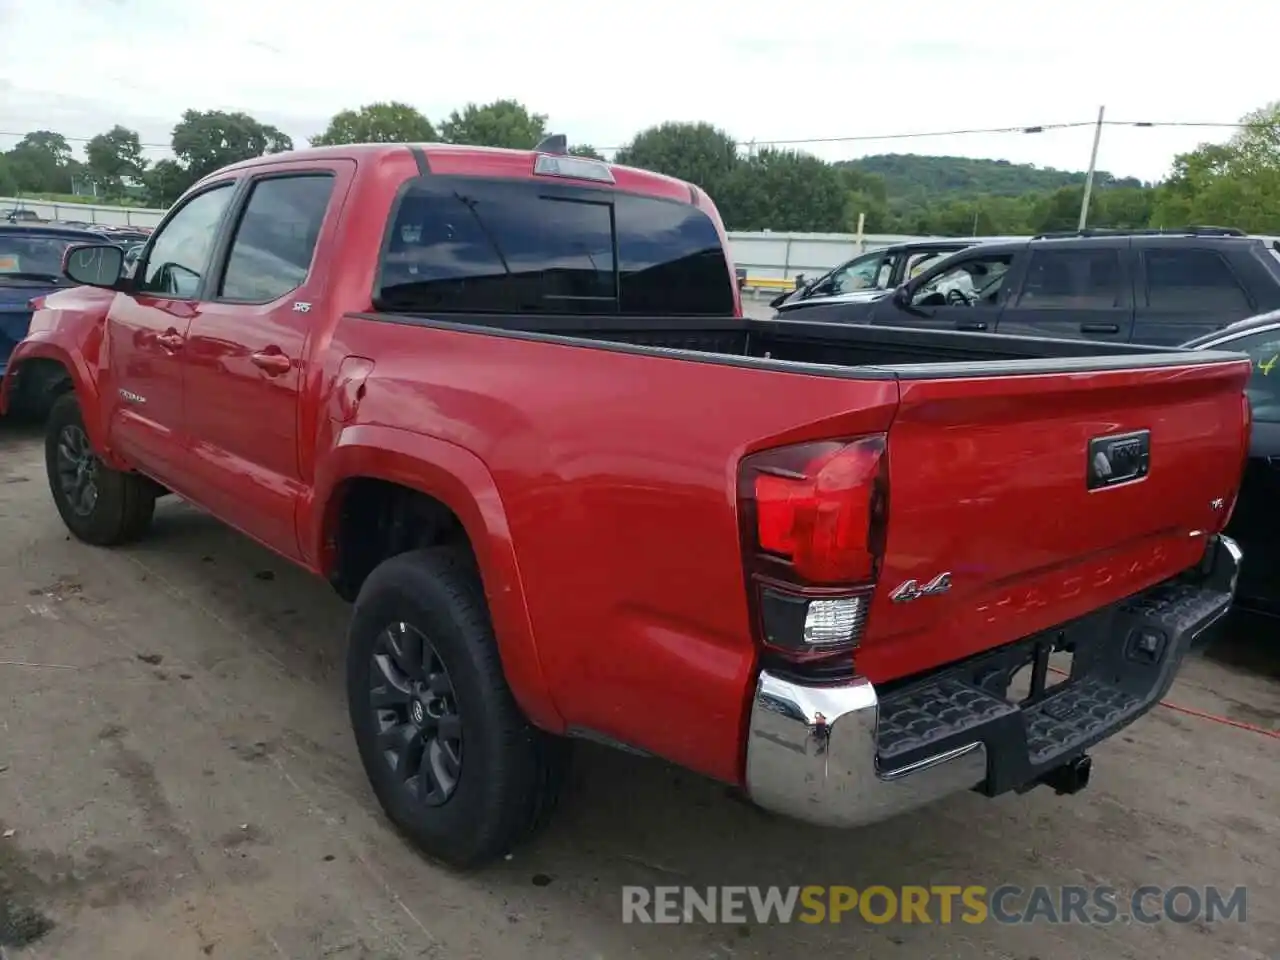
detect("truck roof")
[210,142,701,205]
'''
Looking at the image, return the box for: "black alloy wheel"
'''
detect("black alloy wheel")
[54,422,100,517]
[371,620,464,807]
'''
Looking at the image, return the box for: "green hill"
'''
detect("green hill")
[838,153,1146,201]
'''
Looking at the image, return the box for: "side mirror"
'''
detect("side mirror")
[63,243,125,288]
[892,285,910,306]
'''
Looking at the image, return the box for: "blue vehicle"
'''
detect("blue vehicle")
[0,223,112,388]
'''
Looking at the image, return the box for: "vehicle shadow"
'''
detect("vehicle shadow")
[1206,609,1280,680]
[0,414,44,444]
[124,504,1011,888]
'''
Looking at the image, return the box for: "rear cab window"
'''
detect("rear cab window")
[376,177,736,317]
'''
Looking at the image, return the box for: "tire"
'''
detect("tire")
[347,547,569,868]
[44,392,156,546]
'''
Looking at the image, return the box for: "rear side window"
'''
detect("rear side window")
[220,175,335,302]
[1143,249,1251,312]
[376,178,734,316]
[1016,248,1124,309]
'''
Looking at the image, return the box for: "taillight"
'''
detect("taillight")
[738,436,888,671]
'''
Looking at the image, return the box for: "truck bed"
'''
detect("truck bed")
[365,312,1241,378]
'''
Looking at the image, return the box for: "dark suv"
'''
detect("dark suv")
[775,227,1280,346]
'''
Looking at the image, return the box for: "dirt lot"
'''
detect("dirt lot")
[1,417,1277,960]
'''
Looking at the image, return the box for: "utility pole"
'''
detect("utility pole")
[1078,105,1105,231]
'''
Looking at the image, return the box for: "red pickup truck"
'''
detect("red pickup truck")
[1,142,1250,868]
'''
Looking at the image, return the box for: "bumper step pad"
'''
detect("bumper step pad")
[873,580,1232,794]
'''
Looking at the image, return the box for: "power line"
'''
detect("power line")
[0,131,176,148]
[0,118,1272,154]
[659,120,1097,150]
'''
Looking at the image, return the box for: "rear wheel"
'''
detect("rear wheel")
[44,393,156,545]
[347,548,569,868]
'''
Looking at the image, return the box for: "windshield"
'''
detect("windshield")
[0,233,82,280]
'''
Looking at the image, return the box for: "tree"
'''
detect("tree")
[439,100,547,149]
[1092,186,1153,230]
[613,122,740,201]
[838,166,891,232]
[717,148,847,232]
[0,155,16,196]
[85,125,148,197]
[310,102,437,146]
[141,159,192,207]
[1150,101,1280,233]
[1030,185,1087,233]
[1230,101,1280,175]
[17,130,72,165]
[170,109,294,182]
[4,130,75,193]
[568,144,604,160]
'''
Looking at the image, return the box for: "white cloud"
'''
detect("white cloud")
[1,0,1275,180]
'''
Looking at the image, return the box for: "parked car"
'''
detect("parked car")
[98,225,153,246]
[2,208,46,224]
[0,223,121,392]
[122,242,145,276]
[770,237,1010,310]
[1,142,1248,869]
[776,227,1280,346]
[1182,311,1280,616]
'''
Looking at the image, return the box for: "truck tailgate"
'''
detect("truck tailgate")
[857,356,1251,681]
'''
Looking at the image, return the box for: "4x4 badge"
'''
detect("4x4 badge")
[889,572,952,603]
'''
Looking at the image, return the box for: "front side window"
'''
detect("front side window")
[1016,249,1123,309]
[376,178,734,316]
[912,253,1014,307]
[220,175,335,302]
[137,183,235,297]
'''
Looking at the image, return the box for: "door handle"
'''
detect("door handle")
[1080,323,1120,334]
[956,320,988,331]
[156,331,184,350]
[250,351,293,375]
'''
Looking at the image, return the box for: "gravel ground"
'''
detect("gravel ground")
[1,416,1277,960]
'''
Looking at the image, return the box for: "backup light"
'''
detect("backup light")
[803,597,865,646]
[533,154,615,184]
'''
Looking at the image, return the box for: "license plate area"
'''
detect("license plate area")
[1087,429,1150,490]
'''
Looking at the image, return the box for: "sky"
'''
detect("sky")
[1,0,1276,183]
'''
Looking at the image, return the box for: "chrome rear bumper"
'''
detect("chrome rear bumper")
[744,535,1240,828]
[745,671,987,829]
